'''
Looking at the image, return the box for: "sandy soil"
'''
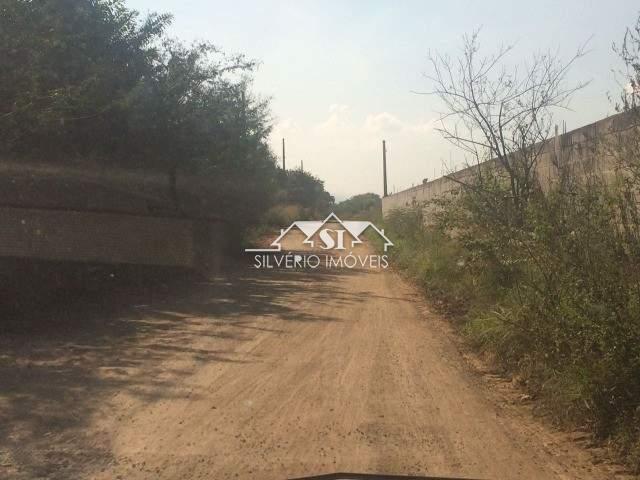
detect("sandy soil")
[0,250,633,479]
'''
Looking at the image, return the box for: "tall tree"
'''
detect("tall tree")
[0,0,278,224]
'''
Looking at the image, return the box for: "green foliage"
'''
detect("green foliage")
[334,193,381,222]
[387,16,640,472]
[385,206,501,316]
[1,0,169,159]
[0,0,278,228]
[385,165,640,469]
[269,169,334,222]
[386,22,640,458]
[261,204,305,228]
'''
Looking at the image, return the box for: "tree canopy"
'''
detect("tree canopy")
[334,193,381,221]
[278,169,334,215]
[0,0,279,224]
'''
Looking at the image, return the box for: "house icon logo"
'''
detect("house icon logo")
[245,213,393,253]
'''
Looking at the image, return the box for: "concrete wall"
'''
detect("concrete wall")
[0,164,236,270]
[0,161,233,222]
[382,111,634,217]
[0,206,227,269]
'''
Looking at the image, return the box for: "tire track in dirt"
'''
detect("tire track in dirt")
[1,259,632,479]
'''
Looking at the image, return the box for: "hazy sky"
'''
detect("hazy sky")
[129,0,638,200]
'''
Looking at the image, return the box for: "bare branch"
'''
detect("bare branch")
[421,31,589,223]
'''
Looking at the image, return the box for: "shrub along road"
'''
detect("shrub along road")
[0,254,631,479]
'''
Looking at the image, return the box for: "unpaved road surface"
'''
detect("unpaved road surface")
[0,254,630,479]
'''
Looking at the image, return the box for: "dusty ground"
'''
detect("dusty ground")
[0,247,633,479]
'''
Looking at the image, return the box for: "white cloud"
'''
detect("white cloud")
[271,118,299,138]
[364,112,405,133]
[315,104,352,133]
[364,112,434,135]
[316,108,433,137]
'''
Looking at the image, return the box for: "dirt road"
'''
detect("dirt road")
[0,256,629,479]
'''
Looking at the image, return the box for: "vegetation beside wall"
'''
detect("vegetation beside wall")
[386,141,640,469]
[260,169,335,226]
[0,0,278,234]
[385,20,640,471]
[334,193,382,221]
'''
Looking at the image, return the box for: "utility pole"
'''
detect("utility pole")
[282,138,286,170]
[301,160,304,172]
[382,140,388,197]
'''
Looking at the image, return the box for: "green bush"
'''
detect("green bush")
[0,0,279,231]
[384,165,640,470]
[335,193,382,222]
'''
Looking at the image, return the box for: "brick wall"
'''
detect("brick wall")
[0,207,196,267]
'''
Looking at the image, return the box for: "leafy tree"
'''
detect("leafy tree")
[0,0,278,225]
[278,169,334,216]
[0,0,170,158]
[334,193,381,221]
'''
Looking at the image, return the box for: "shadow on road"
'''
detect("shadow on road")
[0,260,364,479]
